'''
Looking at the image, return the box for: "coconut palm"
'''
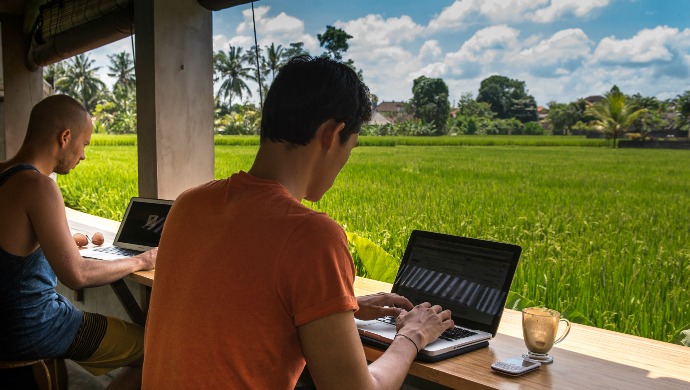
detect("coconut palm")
[265,43,284,81]
[107,52,136,94]
[586,85,647,148]
[56,53,106,113]
[44,62,67,90]
[213,46,256,105]
[246,45,269,101]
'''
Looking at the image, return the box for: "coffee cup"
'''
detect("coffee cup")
[521,307,571,364]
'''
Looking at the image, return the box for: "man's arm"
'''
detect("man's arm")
[299,303,453,390]
[28,176,155,289]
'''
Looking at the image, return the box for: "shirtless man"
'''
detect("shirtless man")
[143,56,454,389]
[0,95,156,389]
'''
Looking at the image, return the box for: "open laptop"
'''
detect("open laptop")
[356,230,522,362]
[80,197,173,260]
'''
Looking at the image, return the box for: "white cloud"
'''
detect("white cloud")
[532,0,610,23]
[419,40,442,59]
[333,14,429,100]
[460,25,521,53]
[427,0,479,32]
[475,0,548,23]
[336,14,423,47]
[428,0,610,32]
[517,28,592,76]
[232,6,318,52]
[441,25,521,75]
[593,26,690,64]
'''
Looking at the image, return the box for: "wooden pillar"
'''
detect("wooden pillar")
[134,0,214,200]
[0,17,44,160]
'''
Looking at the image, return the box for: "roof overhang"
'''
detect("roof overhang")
[0,0,256,70]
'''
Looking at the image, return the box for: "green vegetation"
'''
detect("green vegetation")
[410,76,451,134]
[58,142,690,344]
[91,134,609,147]
[586,86,648,147]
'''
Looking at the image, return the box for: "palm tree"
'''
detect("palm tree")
[107,52,136,94]
[56,53,106,113]
[246,45,268,102]
[213,46,256,105]
[44,62,67,90]
[586,85,647,148]
[265,43,284,81]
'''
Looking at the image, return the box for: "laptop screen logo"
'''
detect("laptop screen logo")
[144,214,166,234]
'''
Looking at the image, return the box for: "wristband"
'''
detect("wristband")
[395,333,419,353]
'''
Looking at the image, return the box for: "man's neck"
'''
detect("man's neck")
[248,141,318,200]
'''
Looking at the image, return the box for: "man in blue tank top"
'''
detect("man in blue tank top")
[0,95,156,389]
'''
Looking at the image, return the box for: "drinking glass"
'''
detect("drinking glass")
[522,307,571,364]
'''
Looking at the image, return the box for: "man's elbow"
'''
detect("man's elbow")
[60,272,89,290]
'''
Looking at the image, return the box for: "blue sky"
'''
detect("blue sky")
[92,0,690,107]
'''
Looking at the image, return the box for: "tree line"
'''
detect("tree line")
[43,24,690,146]
[369,73,690,147]
[43,25,359,135]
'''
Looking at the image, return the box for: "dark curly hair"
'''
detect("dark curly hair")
[260,55,372,146]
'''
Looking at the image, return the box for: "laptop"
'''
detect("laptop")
[355,230,522,362]
[80,197,173,260]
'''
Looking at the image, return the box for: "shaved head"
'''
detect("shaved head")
[24,95,91,144]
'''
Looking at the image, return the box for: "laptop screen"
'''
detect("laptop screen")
[115,198,173,249]
[392,231,521,336]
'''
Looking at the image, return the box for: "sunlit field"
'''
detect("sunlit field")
[58,137,690,343]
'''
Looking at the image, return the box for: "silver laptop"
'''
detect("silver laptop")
[356,230,522,360]
[80,197,173,260]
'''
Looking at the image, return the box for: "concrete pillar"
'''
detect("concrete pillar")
[0,17,44,160]
[134,0,214,200]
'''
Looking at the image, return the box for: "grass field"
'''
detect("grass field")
[58,137,690,343]
[91,134,611,147]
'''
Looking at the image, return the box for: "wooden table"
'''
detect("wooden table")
[68,208,690,389]
[127,271,690,390]
[68,208,148,326]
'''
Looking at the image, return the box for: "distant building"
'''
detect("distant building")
[584,95,604,104]
[367,111,391,126]
[374,101,413,123]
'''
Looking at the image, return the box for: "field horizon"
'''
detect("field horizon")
[58,138,690,345]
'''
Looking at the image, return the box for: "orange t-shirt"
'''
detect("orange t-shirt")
[142,172,358,389]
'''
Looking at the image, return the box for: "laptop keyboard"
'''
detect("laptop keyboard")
[90,246,142,257]
[378,316,478,341]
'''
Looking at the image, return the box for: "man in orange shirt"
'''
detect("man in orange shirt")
[143,55,454,389]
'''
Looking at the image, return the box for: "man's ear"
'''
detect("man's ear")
[57,128,71,148]
[319,120,346,151]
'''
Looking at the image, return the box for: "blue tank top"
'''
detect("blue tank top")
[0,164,83,359]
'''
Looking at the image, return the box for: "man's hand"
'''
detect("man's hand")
[395,302,454,349]
[354,293,414,320]
[134,247,157,270]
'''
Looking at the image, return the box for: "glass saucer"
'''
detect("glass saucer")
[523,352,554,364]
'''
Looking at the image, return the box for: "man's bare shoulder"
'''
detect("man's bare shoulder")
[2,168,62,201]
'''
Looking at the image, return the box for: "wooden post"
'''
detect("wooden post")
[0,17,44,160]
[134,0,214,200]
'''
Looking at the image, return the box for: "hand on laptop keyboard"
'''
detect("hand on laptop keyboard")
[380,315,476,341]
[393,302,455,351]
[92,246,142,257]
[355,293,414,320]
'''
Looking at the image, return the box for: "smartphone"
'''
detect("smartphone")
[491,356,541,376]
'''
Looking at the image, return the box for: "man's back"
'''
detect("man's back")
[143,172,357,389]
[0,164,83,359]
[0,163,51,256]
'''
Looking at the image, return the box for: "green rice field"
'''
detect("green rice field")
[58,136,690,344]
